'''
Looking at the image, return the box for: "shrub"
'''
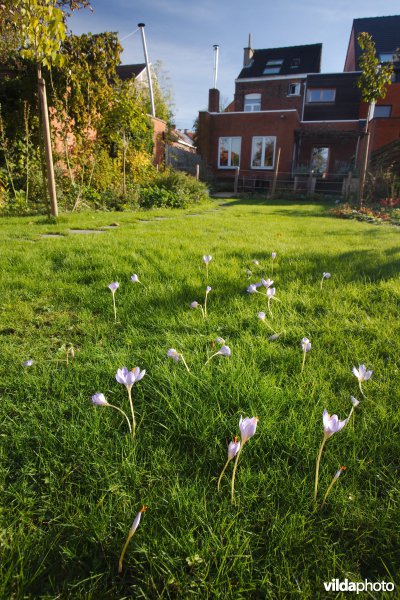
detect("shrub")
[138,169,208,209]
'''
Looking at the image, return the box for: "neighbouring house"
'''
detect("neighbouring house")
[197,15,400,192]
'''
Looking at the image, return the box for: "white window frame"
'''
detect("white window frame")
[306,88,336,103]
[288,82,301,96]
[251,136,276,170]
[218,137,241,169]
[244,93,261,112]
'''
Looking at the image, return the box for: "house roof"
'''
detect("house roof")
[351,15,400,66]
[116,63,146,81]
[237,43,322,79]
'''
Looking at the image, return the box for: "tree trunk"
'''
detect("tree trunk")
[37,63,58,217]
[357,103,373,209]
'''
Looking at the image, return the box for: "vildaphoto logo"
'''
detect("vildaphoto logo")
[323,579,395,594]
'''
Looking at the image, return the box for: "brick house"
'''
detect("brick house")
[197,15,400,190]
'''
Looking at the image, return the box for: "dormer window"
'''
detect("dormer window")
[306,88,336,103]
[263,59,284,75]
[291,58,301,68]
[244,93,261,111]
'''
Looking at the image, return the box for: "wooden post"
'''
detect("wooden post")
[196,164,200,181]
[37,63,58,217]
[358,131,370,208]
[307,170,315,197]
[346,171,352,201]
[234,166,240,194]
[270,147,281,199]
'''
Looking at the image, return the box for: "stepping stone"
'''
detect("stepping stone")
[69,229,105,234]
[40,233,65,238]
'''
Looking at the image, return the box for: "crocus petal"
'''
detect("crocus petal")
[258,312,266,321]
[203,255,212,264]
[167,348,180,362]
[116,366,129,384]
[131,274,139,283]
[190,301,199,308]
[215,337,225,345]
[267,287,276,298]
[23,359,34,367]
[350,396,360,407]
[108,282,119,292]
[239,415,258,443]
[206,286,212,293]
[228,439,241,460]
[218,345,231,357]
[352,366,360,379]
[271,252,277,259]
[261,278,274,288]
[92,393,109,406]
[247,284,257,294]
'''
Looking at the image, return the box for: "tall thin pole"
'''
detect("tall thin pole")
[37,63,58,217]
[138,23,156,118]
[213,44,219,89]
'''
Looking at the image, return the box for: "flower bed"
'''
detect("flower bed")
[330,200,400,226]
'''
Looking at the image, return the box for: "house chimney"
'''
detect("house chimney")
[243,33,253,67]
[213,44,219,88]
[208,88,220,112]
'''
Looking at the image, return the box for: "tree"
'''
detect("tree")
[13,0,68,216]
[356,32,394,207]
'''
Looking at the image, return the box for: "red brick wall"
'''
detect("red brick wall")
[150,116,167,166]
[344,28,356,71]
[198,110,300,176]
[359,84,400,151]
[234,79,304,113]
[297,121,360,172]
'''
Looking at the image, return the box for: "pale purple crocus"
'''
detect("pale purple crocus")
[261,278,274,289]
[108,282,119,322]
[315,409,348,502]
[253,259,260,266]
[118,506,148,574]
[320,272,331,290]
[348,395,360,422]
[352,364,372,396]
[23,359,34,367]
[205,344,231,365]
[215,336,225,345]
[217,436,241,492]
[167,348,190,373]
[267,286,277,316]
[190,300,205,319]
[91,393,132,433]
[131,274,140,284]
[203,254,212,278]
[271,252,277,273]
[231,416,259,502]
[301,337,311,372]
[271,252,277,260]
[247,284,258,294]
[258,311,266,321]
[116,366,146,438]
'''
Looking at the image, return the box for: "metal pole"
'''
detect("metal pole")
[138,23,156,118]
[213,44,219,89]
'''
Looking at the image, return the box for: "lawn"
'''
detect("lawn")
[1,198,399,599]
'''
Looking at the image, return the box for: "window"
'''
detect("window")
[218,137,241,168]
[379,52,394,63]
[263,58,284,75]
[311,147,329,174]
[291,58,301,68]
[306,88,336,103]
[288,82,301,96]
[251,136,276,169]
[244,93,261,112]
[373,105,392,118]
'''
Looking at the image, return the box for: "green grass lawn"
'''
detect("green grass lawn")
[1,198,399,599]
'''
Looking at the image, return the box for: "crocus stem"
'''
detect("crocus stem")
[108,403,132,433]
[314,436,327,502]
[206,264,209,279]
[268,297,272,317]
[321,472,340,510]
[112,292,117,323]
[127,387,136,438]
[231,444,243,503]
[358,381,364,397]
[204,352,219,366]
[320,276,324,291]
[180,354,190,373]
[217,458,230,492]
[200,305,205,319]
[118,531,134,574]
[204,295,208,317]
[301,350,307,373]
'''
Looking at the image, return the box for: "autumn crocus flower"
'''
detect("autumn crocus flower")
[217,436,241,492]
[91,392,132,433]
[352,364,372,396]
[190,300,205,319]
[23,359,34,367]
[261,278,274,289]
[271,252,277,273]
[321,466,347,509]
[118,506,148,574]
[116,366,146,438]
[314,409,348,502]
[215,336,225,345]
[205,345,231,365]
[231,416,259,502]
[266,286,276,316]
[258,311,266,321]
[167,348,190,373]
[320,272,331,290]
[301,337,311,372]
[108,282,119,322]
[203,254,212,278]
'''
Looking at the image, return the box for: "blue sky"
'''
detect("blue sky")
[68,0,400,129]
